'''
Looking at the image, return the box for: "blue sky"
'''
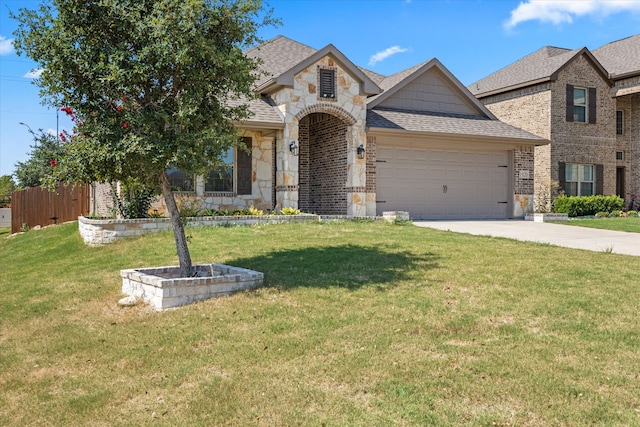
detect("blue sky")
[1,0,640,177]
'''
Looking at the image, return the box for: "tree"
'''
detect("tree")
[13,129,65,189]
[12,0,277,277]
[0,175,16,207]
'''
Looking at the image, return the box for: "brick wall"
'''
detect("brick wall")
[298,113,348,214]
[552,55,617,195]
[480,53,619,205]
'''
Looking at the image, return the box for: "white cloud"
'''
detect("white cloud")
[47,129,57,136]
[368,46,409,66]
[23,68,44,79]
[505,0,640,29]
[0,36,15,55]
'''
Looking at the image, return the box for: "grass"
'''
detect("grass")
[562,217,640,233]
[1,220,639,426]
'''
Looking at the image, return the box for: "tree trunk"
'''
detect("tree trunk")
[160,171,193,277]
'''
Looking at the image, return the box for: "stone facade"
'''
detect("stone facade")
[272,56,368,216]
[151,129,274,214]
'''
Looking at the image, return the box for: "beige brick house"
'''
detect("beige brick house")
[469,34,639,210]
[161,36,547,219]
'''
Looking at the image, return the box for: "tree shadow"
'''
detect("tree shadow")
[228,244,440,290]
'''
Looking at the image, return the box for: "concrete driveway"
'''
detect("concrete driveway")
[413,220,640,257]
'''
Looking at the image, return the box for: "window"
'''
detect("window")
[616,110,624,135]
[167,167,195,192]
[205,149,234,192]
[566,84,596,123]
[319,68,336,99]
[573,88,587,123]
[564,164,594,196]
[616,151,624,161]
[204,137,252,195]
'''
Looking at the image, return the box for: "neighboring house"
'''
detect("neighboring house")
[469,34,639,209]
[158,35,547,219]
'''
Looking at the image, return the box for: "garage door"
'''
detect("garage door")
[376,146,509,220]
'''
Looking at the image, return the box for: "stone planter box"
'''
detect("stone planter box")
[79,214,319,245]
[524,213,569,223]
[121,263,264,310]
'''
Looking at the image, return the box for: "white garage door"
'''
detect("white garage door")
[376,146,510,220]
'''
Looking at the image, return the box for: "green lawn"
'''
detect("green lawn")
[563,217,640,233]
[1,221,639,426]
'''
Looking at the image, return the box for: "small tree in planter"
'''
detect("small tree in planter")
[13,0,277,277]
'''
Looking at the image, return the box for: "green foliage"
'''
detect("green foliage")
[0,175,15,206]
[595,212,609,218]
[177,199,202,218]
[11,0,279,275]
[281,207,301,215]
[247,205,264,216]
[12,0,278,189]
[553,195,625,217]
[110,182,157,219]
[13,130,65,189]
[628,210,638,218]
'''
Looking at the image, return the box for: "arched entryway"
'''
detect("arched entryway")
[298,112,350,215]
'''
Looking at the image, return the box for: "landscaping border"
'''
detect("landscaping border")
[78,214,319,245]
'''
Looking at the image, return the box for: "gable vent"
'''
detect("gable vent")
[319,68,335,99]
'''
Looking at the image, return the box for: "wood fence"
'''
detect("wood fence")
[11,184,90,234]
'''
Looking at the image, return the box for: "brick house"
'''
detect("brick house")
[159,36,547,219]
[469,34,639,210]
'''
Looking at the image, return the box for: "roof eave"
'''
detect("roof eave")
[234,119,284,130]
[366,126,550,147]
[474,77,553,99]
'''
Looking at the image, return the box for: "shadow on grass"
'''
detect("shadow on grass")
[230,244,439,290]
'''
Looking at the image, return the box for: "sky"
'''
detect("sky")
[1,0,640,178]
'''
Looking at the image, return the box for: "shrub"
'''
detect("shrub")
[110,183,156,219]
[177,199,202,218]
[281,207,300,215]
[553,195,625,217]
[247,206,264,216]
[627,210,638,218]
[595,212,609,218]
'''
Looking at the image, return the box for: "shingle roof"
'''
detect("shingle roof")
[367,107,546,142]
[228,96,284,127]
[245,35,317,87]
[468,46,582,97]
[592,34,640,79]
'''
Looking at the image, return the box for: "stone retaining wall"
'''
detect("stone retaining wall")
[78,214,320,245]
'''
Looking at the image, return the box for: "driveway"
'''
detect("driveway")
[413,220,640,256]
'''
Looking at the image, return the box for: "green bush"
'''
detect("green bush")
[595,212,609,218]
[627,210,638,218]
[553,195,625,217]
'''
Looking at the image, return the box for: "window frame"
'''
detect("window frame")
[616,110,624,135]
[565,163,594,197]
[203,136,252,196]
[167,167,195,193]
[204,148,235,194]
[573,87,587,123]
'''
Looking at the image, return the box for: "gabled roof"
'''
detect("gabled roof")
[469,46,610,98]
[367,58,496,119]
[593,34,640,79]
[247,35,381,96]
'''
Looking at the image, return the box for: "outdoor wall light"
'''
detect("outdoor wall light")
[289,140,299,156]
[357,144,366,159]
